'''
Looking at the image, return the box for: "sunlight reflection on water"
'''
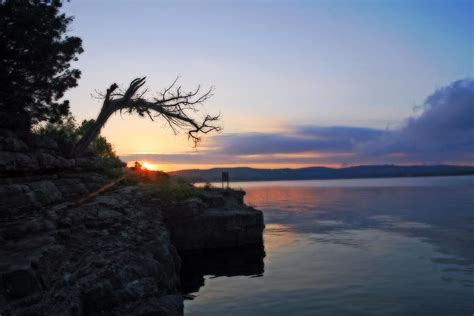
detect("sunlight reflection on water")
[184,176,474,315]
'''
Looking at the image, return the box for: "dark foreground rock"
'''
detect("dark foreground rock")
[162,189,265,252]
[0,129,106,175]
[1,177,264,315]
[0,130,265,315]
[0,180,183,315]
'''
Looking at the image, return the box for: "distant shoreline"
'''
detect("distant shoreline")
[170,165,474,183]
[194,174,474,189]
[194,173,474,185]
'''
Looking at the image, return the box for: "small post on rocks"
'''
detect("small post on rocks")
[222,172,229,189]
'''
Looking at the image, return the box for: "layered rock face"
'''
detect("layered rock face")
[1,178,183,315]
[0,129,104,175]
[0,130,265,315]
[162,189,264,252]
[162,189,265,302]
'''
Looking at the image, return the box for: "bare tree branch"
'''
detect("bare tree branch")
[72,77,222,156]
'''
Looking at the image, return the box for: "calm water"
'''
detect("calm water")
[183,176,474,315]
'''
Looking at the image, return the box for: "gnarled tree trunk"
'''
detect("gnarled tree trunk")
[72,77,221,157]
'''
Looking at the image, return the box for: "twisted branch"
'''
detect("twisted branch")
[73,77,221,156]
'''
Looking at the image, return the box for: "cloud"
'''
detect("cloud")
[295,126,384,142]
[357,78,474,163]
[207,126,382,155]
[121,78,474,167]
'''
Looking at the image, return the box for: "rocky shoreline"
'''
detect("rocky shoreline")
[0,131,265,315]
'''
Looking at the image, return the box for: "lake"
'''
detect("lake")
[183,176,474,315]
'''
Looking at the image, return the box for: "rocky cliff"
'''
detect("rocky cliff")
[163,189,264,252]
[0,130,265,315]
[0,129,106,175]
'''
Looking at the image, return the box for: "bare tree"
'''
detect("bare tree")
[72,77,221,156]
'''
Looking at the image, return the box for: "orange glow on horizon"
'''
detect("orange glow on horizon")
[141,161,154,170]
[126,162,344,172]
[121,156,474,173]
[127,161,161,171]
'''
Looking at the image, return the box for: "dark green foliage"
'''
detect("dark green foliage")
[76,120,117,160]
[125,172,202,205]
[156,178,197,204]
[0,0,83,130]
[33,114,77,143]
[34,117,125,177]
[125,167,170,186]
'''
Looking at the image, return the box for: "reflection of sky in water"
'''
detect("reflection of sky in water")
[184,176,474,315]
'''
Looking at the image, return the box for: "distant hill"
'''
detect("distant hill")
[169,165,474,182]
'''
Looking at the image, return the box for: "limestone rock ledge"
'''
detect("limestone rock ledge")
[1,174,265,315]
[1,180,183,316]
[162,189,265,252]
[0,129,109,174]
[1,130,265,315]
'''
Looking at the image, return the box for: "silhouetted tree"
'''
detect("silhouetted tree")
[73,77,222,156]
[0,0,83,130]
[76,119,118,160]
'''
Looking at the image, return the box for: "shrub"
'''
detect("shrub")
[34,116,125,177]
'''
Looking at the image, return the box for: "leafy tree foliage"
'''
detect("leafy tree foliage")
[34,116,124,175]
[0,0,83,130]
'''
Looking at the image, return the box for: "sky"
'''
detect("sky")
[62,0,473,171]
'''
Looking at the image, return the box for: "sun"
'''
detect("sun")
[141,161,154,170]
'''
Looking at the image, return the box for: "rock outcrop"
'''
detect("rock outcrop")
[1,179,183,315]
[0,129,108,174]
[162,189,264,252]
[0,130,265,315]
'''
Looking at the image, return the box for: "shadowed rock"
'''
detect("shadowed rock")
[162,189,264,251]
[1,131,265,316]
